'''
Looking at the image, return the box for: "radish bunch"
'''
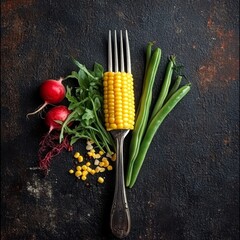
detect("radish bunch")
[28,77,72,172]
[27,78,66,117]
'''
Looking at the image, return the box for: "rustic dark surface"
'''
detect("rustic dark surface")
[1,0,239,239]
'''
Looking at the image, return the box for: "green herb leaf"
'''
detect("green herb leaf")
[60,59,115,154]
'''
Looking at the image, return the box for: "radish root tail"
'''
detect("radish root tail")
[26,102,48,118]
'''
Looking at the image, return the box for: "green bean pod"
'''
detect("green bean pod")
[126,47,162,187]
[149,55,176,122]
[129,84,191,188]
[145,42,154,71]
[136,42,154,117]
[164,75,182,103]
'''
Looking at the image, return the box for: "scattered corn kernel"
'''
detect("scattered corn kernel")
[78,155,83,162]
[103,161,109,167]
[70,142,115,182]
[98,177,104,184]
[74,152,80,158]
[87,152,93,157]
[95,166,101,173]
[86,144,93,150]
[82,165,87,171]
[99,150,104,155]
[75,171,82,178]
[94,159,100,165]
[99,162,105,167]
[81,175,87,181]
[99,167,105,172]
[82,170,88,176]
[107,165,113,171]
[87,167,92,172]
[76,166,82,171]
[94,153,101,159]
[102,157,108,162]
[111,153,117,161]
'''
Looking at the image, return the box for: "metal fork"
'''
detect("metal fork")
[108,30,131,239]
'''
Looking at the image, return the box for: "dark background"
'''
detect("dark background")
[1,0,239,239]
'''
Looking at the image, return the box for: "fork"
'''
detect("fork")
[108,30,131,238]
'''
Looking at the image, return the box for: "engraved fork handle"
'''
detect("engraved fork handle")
[110,130,131,239]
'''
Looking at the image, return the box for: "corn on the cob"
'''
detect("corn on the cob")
[103,72,135,131]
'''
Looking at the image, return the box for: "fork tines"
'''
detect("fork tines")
[108,30,131,74]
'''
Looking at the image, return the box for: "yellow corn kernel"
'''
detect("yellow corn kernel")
[86,162,91,167]
[99,167,105,172]
[82,165,87,171]
[98,177,105,184]
[111,153,117,161]
[82,170,88,176]
[110,123,117,129]
[107,165,113,171]
[74,152,80,158]
[77,155,83,162]
[87,167,92,172]
[90,169,96,175]
[87,152,93,157]
[95,166,101,173]
[94,153,101,159]
[81,175,87,181]
[69,169,74,174]
[102,158,109,167]
[75,171,82,178]
[76,166,82,171]
[102,157,108,162]
[103,161,109,167]
[99,150,104,155]
[99,162,105,167]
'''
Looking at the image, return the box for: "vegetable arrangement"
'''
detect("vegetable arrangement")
[126,43,191,188]
[27,40,190,187]
[27,59,116,175]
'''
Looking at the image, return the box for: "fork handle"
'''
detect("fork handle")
[110,132,131,238]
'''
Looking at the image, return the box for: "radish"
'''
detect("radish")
[38,105,72,172]
[45,105,72,133]
[27,78,66,117]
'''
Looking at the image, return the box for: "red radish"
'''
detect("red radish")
[38,105,72,172]
[45,105,72,133]
[27,78,66,117]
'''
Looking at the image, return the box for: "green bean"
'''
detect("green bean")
[128,84,191,188]
[145,42,154,71]
[149,55,176,122]
[126,47,162,187]
[136,42,154,116]
[164,75,183,103]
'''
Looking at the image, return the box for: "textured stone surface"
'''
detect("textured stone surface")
[1,0,239,239]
